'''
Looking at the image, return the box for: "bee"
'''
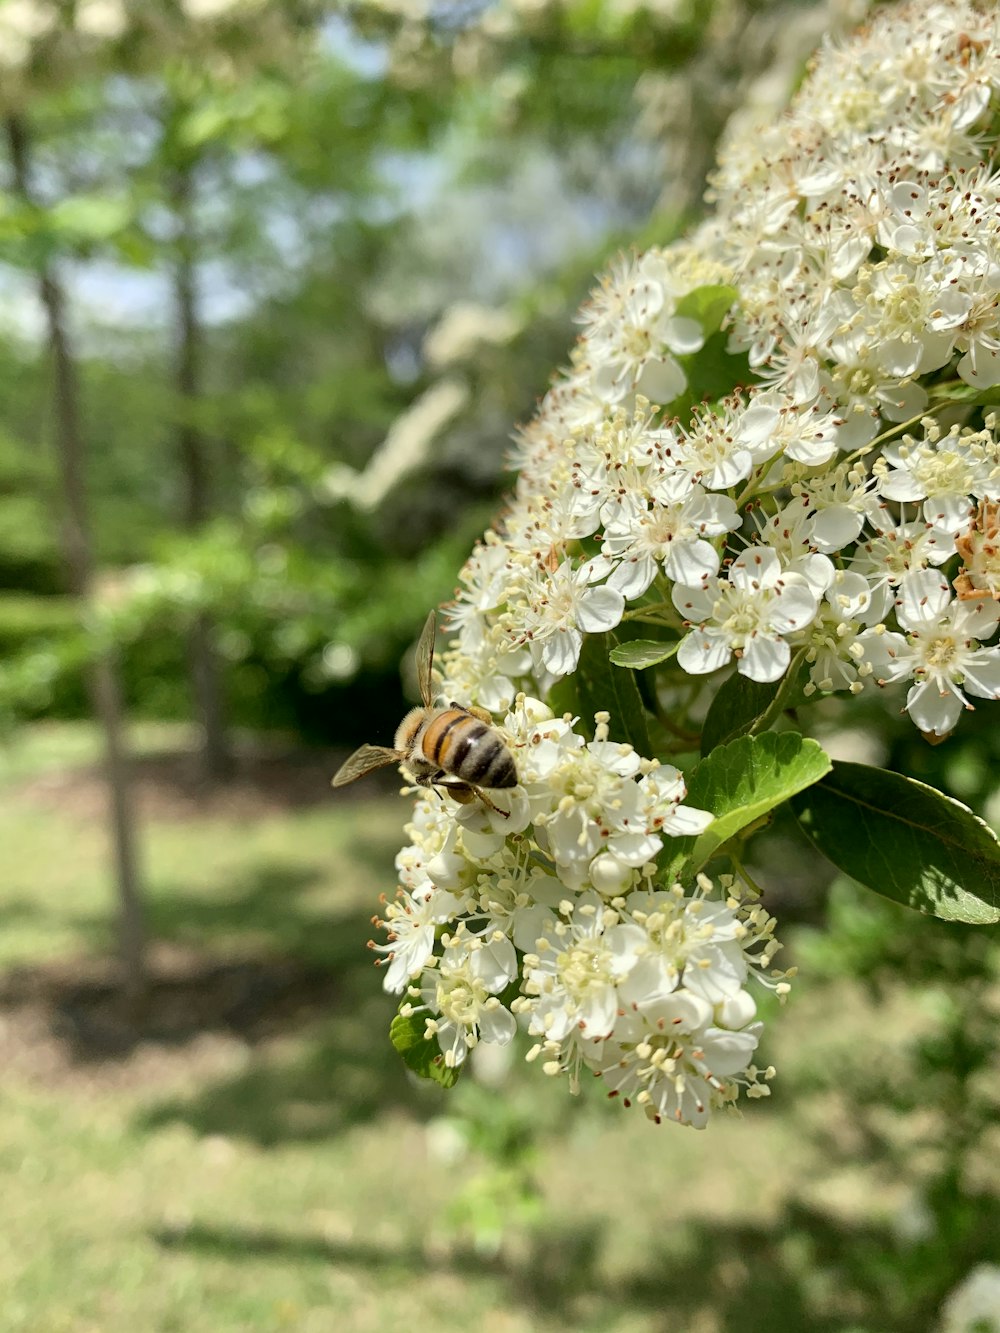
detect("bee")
[332,610,517,815]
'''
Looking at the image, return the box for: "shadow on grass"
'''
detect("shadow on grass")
[124,838,441,1142]
[0,896,60,927]
[135,986,428,1144]
[149,1196,997,1332]
[12,741,403,822]
[0,833,423,1140]
[0,854,384,1040]
[145,860,380,972]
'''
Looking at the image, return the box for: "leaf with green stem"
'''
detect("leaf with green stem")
[700,652,808,755]
[667,732,831,880]
[674,284,738,337]
[927,380,1000,409]
[664,330,755,425]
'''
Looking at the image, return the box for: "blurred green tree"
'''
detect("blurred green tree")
[0,0,856,990]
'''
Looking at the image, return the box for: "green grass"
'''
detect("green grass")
[0,719,190,787]
[0,724,993,1332]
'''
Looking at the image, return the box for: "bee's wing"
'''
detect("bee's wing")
[415,609,437,707]
[332,744,402,787]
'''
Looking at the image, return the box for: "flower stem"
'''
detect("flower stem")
[729,850,766,898]
[748,647,809,735]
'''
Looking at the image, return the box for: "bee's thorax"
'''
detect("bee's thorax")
[395,707,430,753]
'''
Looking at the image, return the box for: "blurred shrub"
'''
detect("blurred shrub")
[0,593,78,648]
[791,882,1000,1330]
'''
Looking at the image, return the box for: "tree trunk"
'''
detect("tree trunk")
[6,113,146,1000]
[170,157,232,783]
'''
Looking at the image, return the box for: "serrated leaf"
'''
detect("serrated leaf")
[680,733,831,876]
[575,632,650,755]
[674,283,738,336]
[389,1008,461,1089]
[609,638,679,670]
[791,762,1000,924]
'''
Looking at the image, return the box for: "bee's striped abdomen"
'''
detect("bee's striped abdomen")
[422,708,517,789]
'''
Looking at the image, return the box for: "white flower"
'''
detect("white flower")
[522,893,646,1042]
[861,569,1000,736]
[593,1000,764,1128]
[183,0,246,19]
[802,467,873,556]
[441,613,532,715]
[517,557,625,678]
[876,423,1000,543]
[578,250,704,406]
[75,0,128,39]
[618,889,753,1008]
[512,710,708,891]
[940,1264,1000,1333]
[674,395,764,489]
[804,570,881,695]
[755,499,835,599]
[0,0,54,70]
[377,0,1000,1121]
[374,881,462,995]
[420,933,518,1067]
[603,474,740,598]
[674,547,820,682]
[741,390,843,467]
[849,506,951,616]
[636,765,714,839]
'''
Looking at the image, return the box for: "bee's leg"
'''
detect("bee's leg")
[436,780,477,805]
[414,772,455,800]
[434,779,510,818]
[476,788,509,818]
[421,775,475,804]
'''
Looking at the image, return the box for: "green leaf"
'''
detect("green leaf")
[49,195,132,242]
[389,1008,461,1089]
[701,673,780,755]
[674,283,738,337]
[679,733,831,876]
[179,102,232,149]
[700,656,808,755]
[574,631,651,755]
[546,673,583,730]
[664,330,755,425]
[608,638,679,670]
[928,381,1000,409]
[791,762,1000,924]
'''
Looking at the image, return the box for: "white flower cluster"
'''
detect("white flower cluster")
[378,0,1000,1124]
[378,698,789,1127]
[437,0,1000,743]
